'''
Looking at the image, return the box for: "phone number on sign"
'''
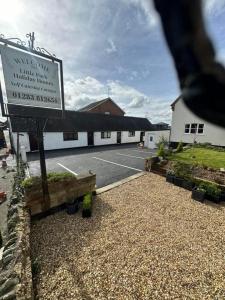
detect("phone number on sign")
[12,92,58,103]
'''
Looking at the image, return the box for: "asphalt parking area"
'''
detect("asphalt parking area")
[27,144,156,188]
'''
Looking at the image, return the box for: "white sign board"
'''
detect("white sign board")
[0,46,61,109]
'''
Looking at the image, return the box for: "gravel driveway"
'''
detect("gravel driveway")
[31,173,225,300]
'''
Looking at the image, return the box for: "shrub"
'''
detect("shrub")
[164,148,172,157]
[157,144,165,158]
[155,136,169,149]
[22,172,76,189]
[21,176,41,189]
[83,193,92,210]
[198,182,222,197]
[47,172,76,183]
[196,186,206,193]
[172,161,193,180]
[176,141,183,152]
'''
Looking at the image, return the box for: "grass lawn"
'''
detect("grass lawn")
[169,147,225,169]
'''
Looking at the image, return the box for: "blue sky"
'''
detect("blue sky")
[0,0,225,123]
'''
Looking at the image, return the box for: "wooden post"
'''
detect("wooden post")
[37,119,50,210]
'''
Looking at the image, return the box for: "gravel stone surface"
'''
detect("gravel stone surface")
[31,173,225,300]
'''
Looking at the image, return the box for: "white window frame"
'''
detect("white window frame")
[184,124,191,134]
[101,131,111,139]
[197,123,204,135]
[184,123,204,135]
[128,131,135,137]
[190,123,198,134]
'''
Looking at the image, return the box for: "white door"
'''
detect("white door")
[148,134,156,149]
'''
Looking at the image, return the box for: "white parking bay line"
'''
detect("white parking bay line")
[92,157,142,172]
[132,150,155,154]
[116,153,145,160]
[57,163,78,175]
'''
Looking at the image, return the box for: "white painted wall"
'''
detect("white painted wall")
[43,132,88,150]
[171,98,225,146]
[11,130,145,152]
[145,130,170,149]
[94,132,117,146]
[11,132,88,152]
[121,131,142,144]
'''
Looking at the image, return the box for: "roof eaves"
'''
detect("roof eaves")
[171,95,182,110]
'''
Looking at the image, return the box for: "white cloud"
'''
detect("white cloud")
[64,76,106,109]
[127,96,148,108]
[64,75,172,123]
[106,39,117,54]
[121,0,159,29]
[204,0,225,15]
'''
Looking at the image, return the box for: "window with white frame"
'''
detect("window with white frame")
[128,131,135,137]
[101,131,111,139]
[150,136,153,142]
[185,124,190,133]
[184,123,204,134]
[198,124,204,134]
[63,132,78,141]
[190,123,198,133]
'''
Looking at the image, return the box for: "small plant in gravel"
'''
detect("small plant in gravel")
[82,193,92,218]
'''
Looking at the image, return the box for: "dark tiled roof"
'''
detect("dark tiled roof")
[78,97,125,114]
[152,122,170,131]
[8,104,153,132]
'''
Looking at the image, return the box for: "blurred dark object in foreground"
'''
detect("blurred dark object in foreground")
[154,0,225,128]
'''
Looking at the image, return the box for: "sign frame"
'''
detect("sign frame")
[0,33,65,212]
[0,35,65,119]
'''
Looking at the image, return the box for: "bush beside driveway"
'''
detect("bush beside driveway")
[31,173,225,300]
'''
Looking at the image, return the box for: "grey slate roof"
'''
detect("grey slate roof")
[8,104,153,132]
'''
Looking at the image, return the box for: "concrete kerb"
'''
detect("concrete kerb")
[96,171,146,194]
